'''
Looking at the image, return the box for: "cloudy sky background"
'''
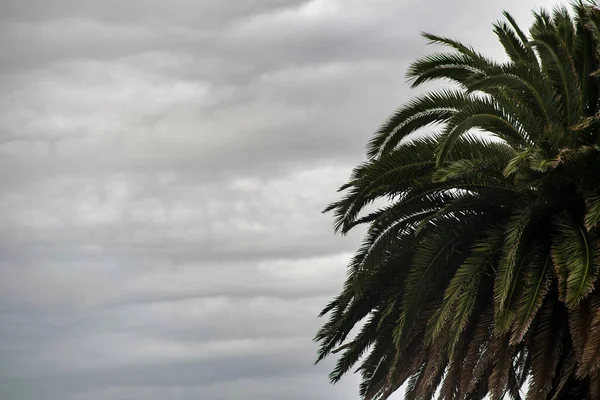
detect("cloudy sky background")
[0,1,561,399]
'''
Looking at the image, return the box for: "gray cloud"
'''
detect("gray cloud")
[0,0,561,399]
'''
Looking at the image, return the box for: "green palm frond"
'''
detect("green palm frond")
[551,213,599,307]
[317,2,600,399]
[367,90,468,159]
[526,293,566,399]
[426,227,502,343]
[511,251,553,344]
[584,194,600,229]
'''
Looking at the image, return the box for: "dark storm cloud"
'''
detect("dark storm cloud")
[0,0,309,24]
[0,1,561,399]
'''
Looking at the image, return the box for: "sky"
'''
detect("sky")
[0,1,561,399]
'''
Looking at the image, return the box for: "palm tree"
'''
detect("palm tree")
[315,2,600,399]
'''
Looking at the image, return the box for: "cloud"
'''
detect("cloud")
[0,0,563,399]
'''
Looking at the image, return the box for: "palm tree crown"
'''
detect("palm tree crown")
[315,2,600,399]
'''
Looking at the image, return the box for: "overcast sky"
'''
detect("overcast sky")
[0,1,563,399]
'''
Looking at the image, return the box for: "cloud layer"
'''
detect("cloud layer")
[0,0,560,399]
